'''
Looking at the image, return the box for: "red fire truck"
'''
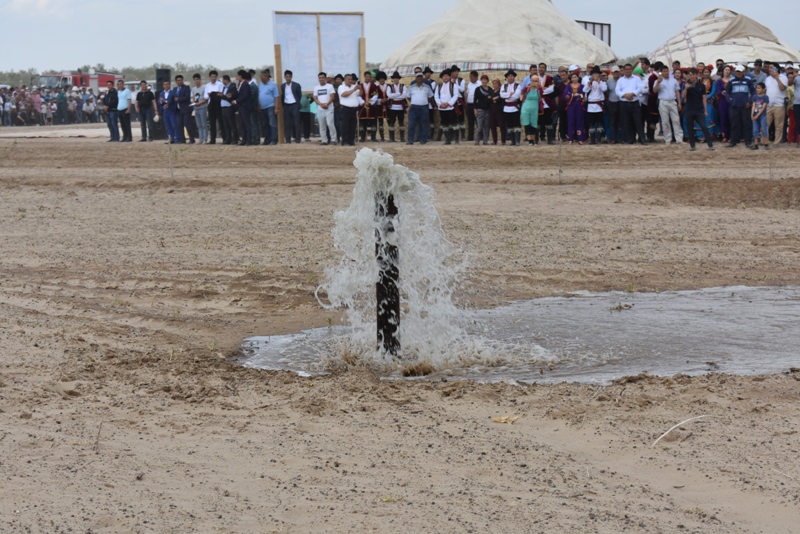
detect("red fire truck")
[37,70,125,92]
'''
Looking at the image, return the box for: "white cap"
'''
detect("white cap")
[734,64,745,73]
[610,66,620,73]
[568,64,579,72]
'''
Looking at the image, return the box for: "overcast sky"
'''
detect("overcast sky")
[4,0,798,71]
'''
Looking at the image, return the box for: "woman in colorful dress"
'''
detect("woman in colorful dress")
[563,73,586,144]
[715,65,732,143]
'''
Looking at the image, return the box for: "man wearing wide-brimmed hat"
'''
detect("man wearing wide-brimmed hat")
[499,69,522,146]
[386,71,408,143]
[434,69,459,145]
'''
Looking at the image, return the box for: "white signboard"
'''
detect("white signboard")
[273,12,364,92]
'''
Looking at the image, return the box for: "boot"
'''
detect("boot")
[454,129,460,144]
[378,122,385,142]
[370,130,377,142]
[444,130,452,145]
[399,128,405,143]
[359,126,366,143]
[508,129,516,146]
[515,131,522,146]
[437,129,443,142]
[389,130,396,143]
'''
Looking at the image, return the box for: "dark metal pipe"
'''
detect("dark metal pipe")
[375,192,400,357]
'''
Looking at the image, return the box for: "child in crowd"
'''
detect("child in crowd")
[751,82,769,150]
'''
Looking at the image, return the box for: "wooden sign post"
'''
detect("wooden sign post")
[274,44,286,145]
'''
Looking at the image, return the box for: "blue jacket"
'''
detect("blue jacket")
[174,85,192,112]
[726,77,754,108]
[158,88,174,113]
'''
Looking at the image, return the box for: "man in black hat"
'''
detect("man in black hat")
[374,71,389,142]
[386,71,408,142]
[499,69,522,145]
[450,65,466,140]
[434,69,459,144]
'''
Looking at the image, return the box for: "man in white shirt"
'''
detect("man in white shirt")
[499,69,522,146]
[434,69,459,145]
[313,71,337,145]
[653,65,682,143]
[337,73,361,146]
[764,64,788,143]
[465,70,480,141]
[583,66,607,144]
[615,64,648,145]
[386,71,408,142]
[406,72,434,145]
[581,63,595,86]
[450,65,466,140]
[203,70,225,144]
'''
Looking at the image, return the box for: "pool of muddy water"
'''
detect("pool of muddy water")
[240,286,800,384]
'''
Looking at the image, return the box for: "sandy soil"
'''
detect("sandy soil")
[1,136,799,533]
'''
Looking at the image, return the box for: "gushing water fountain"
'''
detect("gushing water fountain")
[315,148,472,368]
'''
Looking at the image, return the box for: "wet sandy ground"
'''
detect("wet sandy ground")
[1,137,799,532]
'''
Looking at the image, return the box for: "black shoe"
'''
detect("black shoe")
[237,142,247,146]
[107,139,117,142]
[690,147,696,151]
[548,140,555,145]
[725,143,737,148]
[139,139,147,142]
[208,141,216,145]
[639,141,648,146]
[148,139,154,142]
[189,140,196,144]
[749,145,759,150]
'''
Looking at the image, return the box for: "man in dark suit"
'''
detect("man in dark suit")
[173,75,195,144]
[101,80,120,142]
[220,75,238,145]
[233,70,253,145]
[281,70,302,143]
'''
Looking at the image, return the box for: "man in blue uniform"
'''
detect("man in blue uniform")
[158,80,177,143]
[726,65,755,148]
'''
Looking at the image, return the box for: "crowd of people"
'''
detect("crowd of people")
[2,58,798,151]
[0,85,106,127]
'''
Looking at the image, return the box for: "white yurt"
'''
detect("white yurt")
[650,8,800,66]
[380,0,617,75]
